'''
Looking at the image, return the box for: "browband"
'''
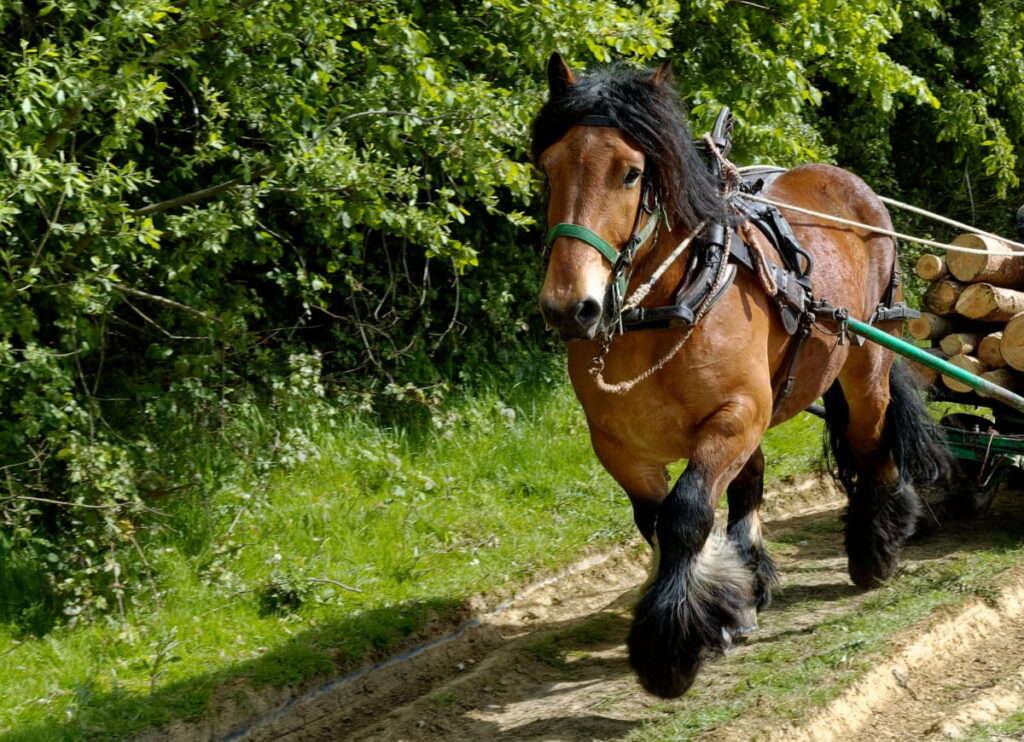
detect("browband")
[576,115,618,128]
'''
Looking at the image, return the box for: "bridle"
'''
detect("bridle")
[543,115,667,337]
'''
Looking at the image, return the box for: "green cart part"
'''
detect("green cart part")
[843,316,1024,416]
[944,428,1024,468]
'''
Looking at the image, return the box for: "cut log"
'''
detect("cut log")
[939,332,982,356]
[941,354,987,394]
[946,233,1024,286]
[915,254,948,281]
[978,332,1006,369]
[978,368,1024,398]
[1000,311,1024,372]
[907,312,954,341]
[908,347,949,387]
[955,283,1024,322]
[922,279,965,316]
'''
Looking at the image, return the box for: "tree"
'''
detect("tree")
[0,0,676,623]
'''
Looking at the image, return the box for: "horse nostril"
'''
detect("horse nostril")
[573,298,603,332]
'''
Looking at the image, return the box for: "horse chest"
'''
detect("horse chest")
[578,387,702,462]
[565,339,755,463]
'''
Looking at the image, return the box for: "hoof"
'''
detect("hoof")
[848,554,895,589]
[844,480,920,590]
[732,623,759,637]
[633,650,702,698]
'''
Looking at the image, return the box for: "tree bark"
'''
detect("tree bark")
[908,347,949,387]
[979,368,1023,397]
[907,312,953,341]
[955,283,1024,322]
[978,332,1006,369]
[1000,312,1024,372]
[941,354,987,393]
[946,233,1024,286]
[939,332,982,356]
[922,279,965,316]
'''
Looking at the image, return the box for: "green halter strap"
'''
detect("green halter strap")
[544,197,665,307]
[544,223,618,263]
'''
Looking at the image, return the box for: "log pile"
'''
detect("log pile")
[909,233,1024,399]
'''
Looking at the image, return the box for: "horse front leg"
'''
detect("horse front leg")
[590,429,669,544]
[627,406,766,698]
[727,446,778,612]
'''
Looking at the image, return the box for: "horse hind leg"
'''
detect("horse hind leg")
[823,358,950,588]
[727,446,778,613]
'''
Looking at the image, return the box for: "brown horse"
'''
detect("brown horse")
[533,53,949,698]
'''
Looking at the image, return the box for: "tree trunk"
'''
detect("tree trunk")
[955,283,1024,322]
[939,332,981,356]
[1000,312,1024,372]
[978,332,1006,369]
[907,312,953,341]
[946,233,1024,286]
[922,279,965,316]
[941,354,987,393]
[979,368,1023,397]
[908,347,949,387]
[914,254,947,281]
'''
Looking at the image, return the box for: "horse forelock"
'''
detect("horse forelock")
[531,63,728,232]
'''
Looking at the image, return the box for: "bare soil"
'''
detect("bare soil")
[141,476,1024,742]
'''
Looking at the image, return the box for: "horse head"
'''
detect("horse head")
[532,53,723,341]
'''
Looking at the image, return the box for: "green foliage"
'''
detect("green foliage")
[677,0,1024,229]
[0,0,1022,635]
[0,0,673,625]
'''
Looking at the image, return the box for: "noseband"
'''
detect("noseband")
[544,116,667,335]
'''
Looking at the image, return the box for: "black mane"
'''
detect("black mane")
[531,63,729,232]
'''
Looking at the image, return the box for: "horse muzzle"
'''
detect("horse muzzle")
[540,295,605,340]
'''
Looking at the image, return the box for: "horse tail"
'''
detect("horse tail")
[882,360,952,486]
[627,469,755,698]
[823,360,951,489]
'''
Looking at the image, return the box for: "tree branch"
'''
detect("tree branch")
[112,285,222,324]
[131,165,275,217]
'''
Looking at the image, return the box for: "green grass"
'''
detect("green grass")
[960,708,1024,741]
[0,381,824,741]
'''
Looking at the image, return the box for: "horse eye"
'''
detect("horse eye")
[623,168,642,187]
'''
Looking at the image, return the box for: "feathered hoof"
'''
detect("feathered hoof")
[628,533,757,697]
[845,480,921,590]
[847,553,896,589]
[627,627,703,698]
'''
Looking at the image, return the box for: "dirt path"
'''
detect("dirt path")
[159,476,1024,742]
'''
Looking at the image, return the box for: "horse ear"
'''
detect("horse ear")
[651,59,674,87]
[547,52,576,97]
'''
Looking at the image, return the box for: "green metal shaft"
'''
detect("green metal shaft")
[844,317,1024,415]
